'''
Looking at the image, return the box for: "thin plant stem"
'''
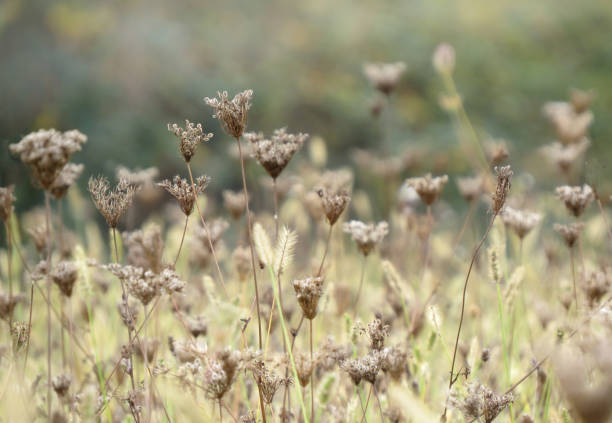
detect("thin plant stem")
[359,384,373,423]
[174,214,189,267]
[353,255,367,317]
[317,225,333,277]
[357,385,369,423]
[4,220,13,327]
[445,211,498,418]
[496,282,511,384]
[452,200,477,249]
[273,177,279,240]
[310,318,314,423]
[44,190,52,423]
[186,162,228,296]
[570,247,578,314]
[373,385,385,423]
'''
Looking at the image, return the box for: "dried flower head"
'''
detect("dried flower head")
[203,348,241,400]
[556,184,593,217]
[340,350,383,385]
[204,90,253,138]
[48,163,84,199]
[554,222,584,248]
[543,101,593,144]
[116,166,159,188]
[404,173,448,206]
[104,264,185,306]
[158,175,210,216]
[88,177,138,228]
[28,225,48,255]
[244,128,308,179]
[381,345,407,381]
[540,138,590,174]
[185,315,208,337]
[232,245,251,281]
[190,219,229,268]
[51,261,79,298]
[52,373,72,397]
[10,129,87,189]
[251,360,291,404]
[450,383,514,423]
[583,270,609,307]
[456,175,484,203]
[222,190,247,220]
[168,120,213,162]
[0,292,24,322]
[363,62,406,95]
[292,276,324,319]
[0,185,16,222]
[123,225,164,272]
[343,220,389,256]
[318,188,350,226]
[362,317,390,351]
[492,166,513,214]
[295,352,314,387]
[432,43,456,75]
[501,207,541,239]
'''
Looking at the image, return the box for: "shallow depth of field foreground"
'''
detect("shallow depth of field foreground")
[3,2,612,423]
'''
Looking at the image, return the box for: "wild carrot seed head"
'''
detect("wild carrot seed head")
[168,120,213,162]
[204,90,253,139]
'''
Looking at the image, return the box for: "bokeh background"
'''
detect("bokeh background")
[2,0,612,211]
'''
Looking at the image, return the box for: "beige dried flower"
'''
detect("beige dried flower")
[583,270,609,307]
[123,225,164,273]
[251,360,291,404]
[88,177,138,228]
[381,345,407,381]
[343,220,388,256]
[190,219,229,268]
[292,276,324,320]
[556,184,593,217]
[492,166,513,214]
[0,185,16,222]
[501,206,541,239]
[363,62,406,95]
[204,348,241,400]
[318,188,350,226]
[168,120,213,162]
[541,138,590,174]
[433,43,456,75]
[543,101,593,144]
[48,163,84,199]
[450,383,514,423]
[362,317,390,351]
[51,373,72,397]
[185,315,208,338]
[51,261,79,298]
[0,292,24,322]
[232,245,251,281]
[204,90,253,138]
[10,129,87,189]
[554,222,584,248]
[158,175,210,216]
[245,128,308,179]
[222,190,247,220]
[340,350,383,385]
[28,225,48,255]
[104,264,185,306]
[295,352,314,387]
[456,175,484,203]
[404,173,448,206]
[485,139,509,165]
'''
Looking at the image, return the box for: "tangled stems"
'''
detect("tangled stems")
[359,384,373,423]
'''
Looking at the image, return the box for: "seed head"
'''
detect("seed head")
[51,261,79,298]
[404,173,448,206]
[88,177,138,228]
[343,220,388,256]
[0,185,16,222]
[292,276,324,320]
[0,292,24,322]
[317,188,350,226]
[28,225,49,254]
[104,264,185,306]
[556,184,593,217]
[491,166,513,214]
[540,138,590,174]
[168,120,213,162]
[363,62,406,95]
[543,100,593,144]
[48,163,84,199]
[158,175,210,216]
[432,43,456,75]
[251,360,291,404]
[501,207,541,239]
[485,139,510,165]
[204,90,253,138]
[123,225,164,272]
[450,383,514,423]
[10,129,87,189]
[52,374,72,397]
[244,128,308,179]
[554,222,584,248]
[222,190,247,220]
[185,315,208,338]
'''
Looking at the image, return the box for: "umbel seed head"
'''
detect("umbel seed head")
[88,176,138,228]
[51,261,79,298]
[158,175,210,216]
[343,220,389,256]
[292,276,324,320]
[556,184,593,218]
[0,185,16,222]
[554,222,584,248]
[501,207,541,240]
[244,127,308,179]
[204,90,253,139]
[168,120,213,163]
[318,188,350,226]
[404,173,448,206]
[363,62,406,96]
[49,163,84,199]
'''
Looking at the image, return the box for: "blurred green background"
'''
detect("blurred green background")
[2,0,612,210]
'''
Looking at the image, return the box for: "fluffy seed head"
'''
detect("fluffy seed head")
[204,90,253,138]
[343,220,389,256]
[48,163,84,199]
[556,184,593,217]
[554,222,584,248]
[501,207,541,239]
[363,62,406,95]
[51,261,79,297]
[404,173,448,206]
[456,175,484,203]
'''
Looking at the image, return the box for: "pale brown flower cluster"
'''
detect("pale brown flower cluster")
[363,62,406,95]
[0,185,15,222]
[318,188,350,226]
[343,220,389,256]
[89,177,138,228]
[49,163,84,199]
[501,206,541,239]
[292,276,324,319]
[244,128,308,179]
[456,175,484,203]
[540,137,590,175]
[554,222,584,248]
[158,175,210,217]
[204,90,253,138]
[51,261,79,298]
[168,120,213,162]
[405,173,448,205]
[556,184,593,217]
[543,89,594,144]
[450,383,514,423]
[123,225,164,272]
[222,190,246,220]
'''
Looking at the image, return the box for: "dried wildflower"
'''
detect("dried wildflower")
[361,317,390,351]
[158,175,210,216]
[340,351,383,385]
[318,188,350,226]
[52,374,72,397]
[48,163,84,199]
[293,276,324,319]
[232,246,251,281]
[88,177,138,228]
[190,219,229,268]
[251,360,291,404]
[404,173,448,206]
[433,43,456,74]
[51,261,78,298]
[10,321,29,350]
[492,166,513,214]
[556,184,593,217]
[0,185,15,222]
[543,101,593,144]
[10,129,87,189]
[541,138,590,174]
[168,120,213,162]
[0,292,24,322]
[583,270,609,307]
[204,349,241,400]
[222,190,246,220]
[554,222,584,248]
[363,62,406,95]
[185,315,207,337]
[104,264,185,306]
[133,338,159,363]
[343,220,389,256]
[501,207,541,239]
[123,225,164,273]
[485,140,509,165]
[381,345,407,381]
[456,175,483,203]
[204,90,253,138]
[295,352,314,387]
[245,128,308,179]
[118,300,139,330]
[28,225,48,255]
[450,383,514,423]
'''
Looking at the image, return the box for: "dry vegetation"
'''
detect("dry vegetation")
[2,44,612,423]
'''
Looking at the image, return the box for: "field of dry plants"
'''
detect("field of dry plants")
[2,44,612,423]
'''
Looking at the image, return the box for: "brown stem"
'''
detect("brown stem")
[4,221,13,327]
[359,384,373,423]
[310,318,314,423]
[273,177,279,240]
[44,190,52,423]
[570,247,578,314]
[452,200,477,249]
[174,214,189,267]
[317,225,333,277]
[358,385,369,423]
[373,384,385,423]
[353,255,367,317]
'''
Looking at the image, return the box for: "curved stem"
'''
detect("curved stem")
[317,225,333,277]
[353,255,367,317]
[174,214,189,267]
[359,384,373,423]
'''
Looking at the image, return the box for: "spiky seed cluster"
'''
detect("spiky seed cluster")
[292,276,324,320]
[456,175,483,203]
[343,220,389,256]
[9,129,87,189]
[48,163,84,199]
[0,185,15,222]
[540,138,590,174]
[51,261,78,298]
[204,90,253,138]
[244,128,308,179]
[404,173,448,206]
[250,360,291,404]
[340,350,383,385]
[318,188,350,226]
[492,166,513,214]
[203,349,240,400]
[158,175,210,216]
[222,190,247,220]
[556,184,593,217]
[168,120,213,163]
[88,177,138,228]
[554,222,584,248]
[450,383,514,423]
[123,225,164,272]
[104,264,185,306]
[363,62,406,95]
[51,374,72,397]
[501,207,541,239]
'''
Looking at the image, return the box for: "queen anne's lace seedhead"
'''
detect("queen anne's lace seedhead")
[10,129,87,189]
[0,185,16,222]
[343,220,389,256]
[554,222,584,248]
[168,120,213,163]
[244,128,308,179]
[104,264,185,306]
[556,184,593,217]
[51,261,79,298]
[540,138,590,174]
[318,188,350,226]
[543,100,593,144]
[158,175,210,217]
[204,90,253,138]
[501,207,541,239]
[292,276,324,320]
[404,173,448,206]
[450,383,514,423]
[363,62,406,95]
[89,177,138,228]
[49,163,84,199]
